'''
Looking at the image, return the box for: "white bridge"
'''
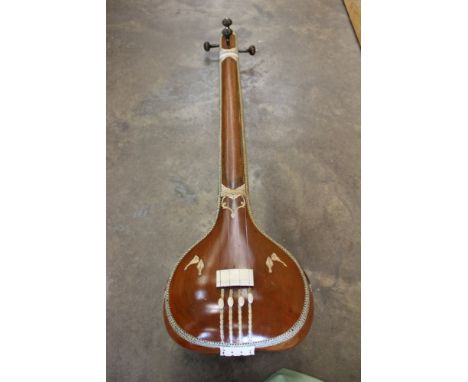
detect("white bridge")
[216,268,254,287]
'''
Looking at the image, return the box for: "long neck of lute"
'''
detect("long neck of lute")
[219,33,247,191]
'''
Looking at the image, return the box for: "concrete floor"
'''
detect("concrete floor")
[107,1,360,381]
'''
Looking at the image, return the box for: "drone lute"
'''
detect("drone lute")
[164,18,313,356]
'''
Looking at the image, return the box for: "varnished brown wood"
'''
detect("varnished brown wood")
[164,32,314,353]
[221,34,245,189]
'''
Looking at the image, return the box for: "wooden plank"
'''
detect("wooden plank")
[344,0,361,44]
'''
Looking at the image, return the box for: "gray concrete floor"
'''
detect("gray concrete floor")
[107,1,360,381]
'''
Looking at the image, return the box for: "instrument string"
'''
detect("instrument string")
[219,288,225,342]
[228,288,234,343]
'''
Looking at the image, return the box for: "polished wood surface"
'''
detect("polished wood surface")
[164,33,313,353]
[164,205,313,352]
[221,34,245,189]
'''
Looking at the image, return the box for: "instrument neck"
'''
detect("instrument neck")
[220,34,247,190]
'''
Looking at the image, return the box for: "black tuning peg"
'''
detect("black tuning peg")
[203,41,219,52]
[222,18,233,47]
[204,19,254,53]
[239,45,256,55]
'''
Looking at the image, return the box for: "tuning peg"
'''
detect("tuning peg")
[203,41,219,52]
[222,18,233,47]
[222,27,232,39]
[239,45,256,55]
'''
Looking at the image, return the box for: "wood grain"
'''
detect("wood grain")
[344,0,361,44]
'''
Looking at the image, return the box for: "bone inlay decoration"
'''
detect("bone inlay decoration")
[219,47,239,63]
[220,184,247,218]
[196,259,204,276]
[183,255,204,276]
[266,253,287,273]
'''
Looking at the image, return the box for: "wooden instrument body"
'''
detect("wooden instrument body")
[164,32,313,354]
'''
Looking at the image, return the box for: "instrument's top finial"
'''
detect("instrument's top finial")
[222,18,232,27]
[222,18,233,47]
